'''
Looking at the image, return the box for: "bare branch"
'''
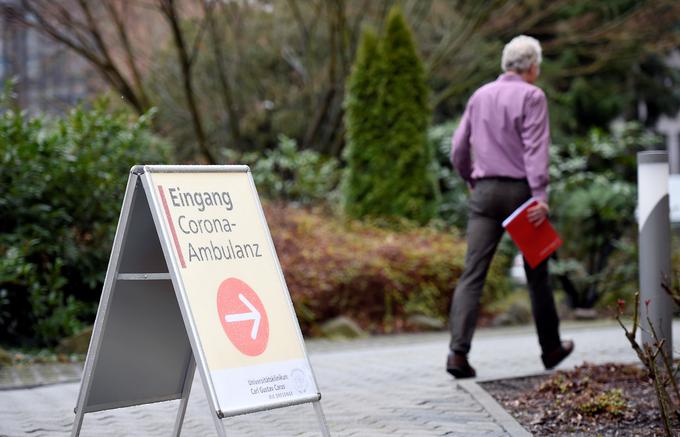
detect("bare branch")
[102,0,151,110]
[286,0,309,48]
[19,0,148,113]
[156,0,215,163]
[202,0,241,147]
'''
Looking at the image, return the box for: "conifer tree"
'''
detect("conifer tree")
[342,27,382,219]
[342,7,438,224]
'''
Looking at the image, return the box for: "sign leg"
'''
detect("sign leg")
[313,401,331,437]
[211,412,228,437]
[71,409,85,437]
[172,355,197,437]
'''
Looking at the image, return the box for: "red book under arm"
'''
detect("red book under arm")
[502,198,562,269]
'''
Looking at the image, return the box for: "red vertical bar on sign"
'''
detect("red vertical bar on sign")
[157,185,187,268]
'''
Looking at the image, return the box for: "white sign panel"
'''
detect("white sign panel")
[145,167,319,415]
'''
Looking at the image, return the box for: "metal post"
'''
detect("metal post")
[172,355,196,437]
[637,151,673,358]
[71,409,85,437]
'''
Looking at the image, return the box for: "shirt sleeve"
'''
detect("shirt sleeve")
[450,100,473,184]
[521,89,550,203]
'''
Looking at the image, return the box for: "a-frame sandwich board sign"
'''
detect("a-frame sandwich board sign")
[71,165,330,437]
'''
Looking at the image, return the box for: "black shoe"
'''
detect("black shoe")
[542,340,574,369]
[446,352,476,379]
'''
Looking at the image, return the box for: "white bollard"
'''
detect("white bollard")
[637,151,672,358]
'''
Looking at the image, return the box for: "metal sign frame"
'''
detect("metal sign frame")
[71,165,330,436]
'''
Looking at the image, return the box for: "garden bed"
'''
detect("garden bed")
[482,362,680,436]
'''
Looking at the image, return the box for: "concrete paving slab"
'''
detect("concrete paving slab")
[0,320,677,436]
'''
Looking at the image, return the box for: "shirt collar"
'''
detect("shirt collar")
[498,72,525,82]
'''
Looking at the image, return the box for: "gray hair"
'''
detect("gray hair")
[501,35,542,73]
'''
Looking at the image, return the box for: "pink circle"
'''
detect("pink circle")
[217,278,269,356]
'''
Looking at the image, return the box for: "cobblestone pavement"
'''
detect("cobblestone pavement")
[1,320,678,437]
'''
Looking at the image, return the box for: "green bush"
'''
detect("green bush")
[550,122,662,308]
[429,121,470,229]
[0,99,169,346]
[233,135,340,206]
[265,203,511,334]
[342,7,438,225]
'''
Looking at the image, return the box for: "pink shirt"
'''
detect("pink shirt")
[450,73,551,202]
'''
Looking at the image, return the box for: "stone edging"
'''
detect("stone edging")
[457,379,532,437]
[0,363,82,391]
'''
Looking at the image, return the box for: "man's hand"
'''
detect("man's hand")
[527,201,549,226]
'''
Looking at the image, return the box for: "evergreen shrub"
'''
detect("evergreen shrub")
[342,7,438,225]
[235,135,340,206]
[429,121,470,229]
[550,122,662,309]
[0,99,169,346]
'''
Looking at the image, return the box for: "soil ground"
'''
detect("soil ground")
[482,362,680,436]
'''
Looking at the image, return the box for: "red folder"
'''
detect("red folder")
[502,198,562,268]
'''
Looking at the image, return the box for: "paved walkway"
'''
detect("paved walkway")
[1,320,678,436]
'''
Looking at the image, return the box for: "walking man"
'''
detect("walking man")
[447,35,573,378]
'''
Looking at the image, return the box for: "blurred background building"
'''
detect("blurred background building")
[0,0,99,114]
[656,50,680,174]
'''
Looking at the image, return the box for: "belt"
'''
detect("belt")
[475,176,528,183]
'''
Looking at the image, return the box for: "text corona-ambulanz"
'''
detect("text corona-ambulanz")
[187,239,262,263]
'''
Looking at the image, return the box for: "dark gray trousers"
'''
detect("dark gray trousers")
[448,178,561,355]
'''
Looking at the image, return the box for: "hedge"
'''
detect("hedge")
[265,203,511,334]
